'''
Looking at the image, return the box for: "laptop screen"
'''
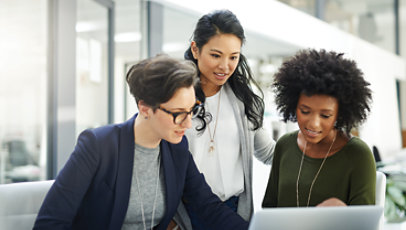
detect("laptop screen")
[249,205,383,230]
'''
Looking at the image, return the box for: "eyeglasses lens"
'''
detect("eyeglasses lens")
[174,104,202,124]
[192,105,202,118]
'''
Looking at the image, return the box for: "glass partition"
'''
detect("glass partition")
[0,0,48,183]
[76,0,109,134]
[162,6,199,59]
[115,0,144,121]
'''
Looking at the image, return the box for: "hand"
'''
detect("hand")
[316,197,347,207]
[166,219,179,230]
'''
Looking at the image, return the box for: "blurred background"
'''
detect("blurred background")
[1,0,406,223]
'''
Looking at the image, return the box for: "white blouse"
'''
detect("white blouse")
[185,87,244,201]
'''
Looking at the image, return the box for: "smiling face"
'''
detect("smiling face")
[296,93,339,145]
[191,33,241,96]
[148,86,196,144]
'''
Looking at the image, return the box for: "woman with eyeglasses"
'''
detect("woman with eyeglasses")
[33,55,249,230]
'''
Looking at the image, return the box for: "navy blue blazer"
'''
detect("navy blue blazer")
[33,115,248,230]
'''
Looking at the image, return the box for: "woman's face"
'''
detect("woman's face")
[191,33,241,95]
[149,86,196,144]
[296,93,339,144]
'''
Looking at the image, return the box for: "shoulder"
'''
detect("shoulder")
[277,131,298,145]
[343,137,373,157]
[223,83,243,107]
[82,116,134,143]
[273,131,298,160]
[83,114,135,142]
[79,123,121,143]
[339,137,375,167]
[74,121,132,158]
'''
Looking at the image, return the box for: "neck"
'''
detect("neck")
[200,78,222,97]
[303,130,338,158]
[134,116,161,148]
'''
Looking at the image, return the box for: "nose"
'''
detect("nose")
[180,113,193,129]
[218,58,229,72]
[308,115,321,130]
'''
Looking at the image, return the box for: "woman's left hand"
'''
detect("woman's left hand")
[316,197,347,207]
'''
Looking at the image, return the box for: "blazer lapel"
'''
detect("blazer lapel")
[108,115,136,229]
[158,141,179,228]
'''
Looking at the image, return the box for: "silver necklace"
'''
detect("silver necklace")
[296,131,337,207]
[207,89,221,153]
[134,145,161,230]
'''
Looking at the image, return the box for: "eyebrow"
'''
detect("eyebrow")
[299,104,334,113]
[210,48,240,55]
[164,104,196,112]
[298,105,310,109]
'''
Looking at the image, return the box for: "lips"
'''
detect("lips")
[214,72,227,80]
[304,128,321,138]
[175,130,185,137]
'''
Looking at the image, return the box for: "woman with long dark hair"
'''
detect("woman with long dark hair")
[175,10,275,230]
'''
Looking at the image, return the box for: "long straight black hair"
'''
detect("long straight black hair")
[185,10,264,130]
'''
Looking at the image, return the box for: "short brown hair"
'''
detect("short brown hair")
[126,54,198,109]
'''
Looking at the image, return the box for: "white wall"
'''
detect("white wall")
[352,40,405,156]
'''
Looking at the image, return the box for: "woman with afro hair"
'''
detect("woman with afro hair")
[262,49,375,208]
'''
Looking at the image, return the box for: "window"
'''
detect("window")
[0,0,48,183]
[76,0,109,133]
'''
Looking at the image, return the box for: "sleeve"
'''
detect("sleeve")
[33,129,101,229]
[253,127,275,165]
[261,142,280,208]
[348,139,376,205]
[182,153,249,230]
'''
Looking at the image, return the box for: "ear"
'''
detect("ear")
[138,100,152,118]
[191,41,199,59]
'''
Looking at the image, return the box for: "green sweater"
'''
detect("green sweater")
[262,131,376,207]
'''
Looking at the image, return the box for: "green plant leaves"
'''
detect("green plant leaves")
[385,176,406,222]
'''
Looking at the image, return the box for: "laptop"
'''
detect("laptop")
[248,205,383,230]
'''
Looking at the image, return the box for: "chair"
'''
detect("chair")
[376,171,386,230]
[0,180,54,230]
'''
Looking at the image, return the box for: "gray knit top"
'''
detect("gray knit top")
[122,143,166,230]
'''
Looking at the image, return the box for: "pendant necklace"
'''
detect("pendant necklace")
[296,131,337,207]
[134,144,161,230]
[207,89,221,153]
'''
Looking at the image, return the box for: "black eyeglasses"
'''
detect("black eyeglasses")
[158,101,203,125]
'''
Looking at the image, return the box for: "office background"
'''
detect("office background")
[0,0,406,210]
